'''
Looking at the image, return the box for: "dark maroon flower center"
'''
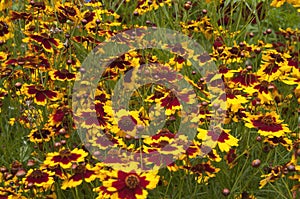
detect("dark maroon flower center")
[0,22,9,36]
[74,165,86,174]
[125,174,140,189]
[118,116,136,131]
[30,170,44,179]
[260,115,275,125]
[33,129,51,139]
[59,149,72,158]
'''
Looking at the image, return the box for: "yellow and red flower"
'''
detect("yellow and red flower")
[94,170,159,199]
[20,84,61,105]
[44,148,88,169]
[49,69,76,81]
[197,128,239,152]
[28,126,55,143]
[244,111,291,137]
[0,17,13,42]
[111,109,144,138]
[182,161,220,184]
[22,33,63,53]
[23,169,54,189]
[61,164,103,189]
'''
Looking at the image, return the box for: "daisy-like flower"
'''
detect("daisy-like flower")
[5,54,51,71]
[23,169,54,189]
[44,147,88,169]
[22,33,63,53]
[197,127,239,152]
[55,2,81,23]
[28,126,55,143]
[257,50,291,82]
[244,111,291,137]
[259,166,284,188]
[230,68,259,87]
[244,80,277,104]
[182,161,220,184]
[111,109,143,138]
[49,69,76,81]
[223,86,248,113]
[145,86,187,116]
[20,84,61,106]
[264,136,293,150]
[61,164,104,189]
[94,170,160,199]
[133,0,172,16]
[0,17,14,42]
[48,105,72,127]
[74,101,112,130]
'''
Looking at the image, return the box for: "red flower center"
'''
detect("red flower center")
[30,170,44,179]
[59,149,71,158]
[125,174,140,189]
[74,165,86,174]
[118,116,136,131]
[0,22,8,35]
[261,115,275,125]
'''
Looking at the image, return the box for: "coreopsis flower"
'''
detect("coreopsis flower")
[55,2,81,23]
[0,17,14,42]
[76,102,112,129]
[48,105,72,127]
[28,126,55,143]
[145,86,182,116]
[230,68,259,87]
[0,51,7,62]
[180,17,214,39]
[259,166,284,188]
[168,55,192,71]
[22,33,63,53]
[5,54,51,71]
[133,0,172,15]
[264,136,293,150]
[223,86,248,113]
[61,164,103,189]
[197,128,239,152]
[182,161,220,184]
[111,109,144,138]
[23,169,54,189]
[257,50,291,82]
[20,84,61,106]
[41,164,67,180]
[244,111,291,137]
[44,148,88,169]
[94,170,160,199]
[49,69,76,81]
[244,80,277,104]
[143,129,175,149]
[90,131,125,150]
